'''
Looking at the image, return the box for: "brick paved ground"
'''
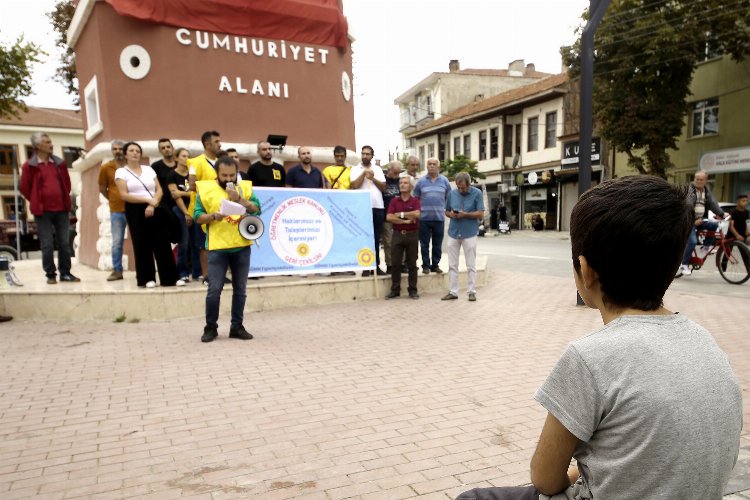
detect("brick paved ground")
[0,269,748,499]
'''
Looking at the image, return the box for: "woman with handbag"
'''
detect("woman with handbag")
[114,142,184,288]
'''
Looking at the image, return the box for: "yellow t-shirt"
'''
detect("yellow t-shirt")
[323,165,351,190]
[186,153,218,216]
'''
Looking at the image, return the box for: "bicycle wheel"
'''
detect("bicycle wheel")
[716,240,750,284]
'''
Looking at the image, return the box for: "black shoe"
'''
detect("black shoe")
[430,266,443,274]
[409,292,419,299]
[401,265,408,273]
[201,326,218,343]
[376,267,387,276]
[229,326,253,340]
[60,274,81,282]
[224,276,232,283]
[362,270,371,277]
[385,266,392,274]
[47,276,57,285]
[385,291,400,300]
[0,315,12,322]
[422,267,430,275]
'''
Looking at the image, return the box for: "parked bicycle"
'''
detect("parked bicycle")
[679,217,750,284]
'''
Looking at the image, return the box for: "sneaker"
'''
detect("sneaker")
[468,292,477,302]
[202,278,209,286]
[376,267,387,276]
[175,279,186,287]
[47,276,57,285]
[107,271,123,281]
[385,266,392,274]
[430,266,443,274]
[179,276,190,283]
[228,326,253,340]
[441,293,458,300]
[59,274,81,282]
[409,292,419,299]
[145,281,156,288]
[682,265,692,276]
[385,291,400,300]
[201,326,218,343]
[362,270,371,277]
[422,267,431,275]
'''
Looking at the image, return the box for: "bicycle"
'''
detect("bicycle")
[681,217,750,284]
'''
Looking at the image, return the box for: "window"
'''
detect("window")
[0,144,18,176]
[453,136,461,158]
[503,124,513,158]
[63,147,84,168]
[439,141,446,161]
[428,143,435,159]
[545,112,557,149]
[425,95,432,115]
[490,127,499,159]
[515,124,522,155]
[2,196,24,220]
[702,32,722,61]
[479,130,487,160]
[24,145,34,162]
[84,76,103,140]
[463,134,471,159]
[691,98,719,137]
[527,117,539,152]
[419,145,425,166]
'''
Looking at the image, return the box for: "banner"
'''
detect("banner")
[248,187,375,276]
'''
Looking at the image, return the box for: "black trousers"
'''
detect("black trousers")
[390,230,418,294]
[455,486,540,500]
[125,202,178,286]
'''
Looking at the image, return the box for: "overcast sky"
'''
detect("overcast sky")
[1,0,589,157]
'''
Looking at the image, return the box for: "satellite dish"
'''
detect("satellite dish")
[239,215,264,241]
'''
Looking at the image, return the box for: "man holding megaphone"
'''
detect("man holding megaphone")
[194,156,262,343]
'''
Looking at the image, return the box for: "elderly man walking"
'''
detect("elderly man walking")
[20,132,80,284]
[442,172,484,302]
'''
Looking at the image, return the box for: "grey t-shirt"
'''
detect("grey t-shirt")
[534,314,742,500]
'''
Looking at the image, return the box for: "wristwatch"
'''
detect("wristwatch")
[400,212,405,219]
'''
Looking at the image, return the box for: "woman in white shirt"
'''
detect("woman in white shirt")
[115,142,183,288]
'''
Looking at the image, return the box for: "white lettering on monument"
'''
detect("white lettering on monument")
[218,76,290,99]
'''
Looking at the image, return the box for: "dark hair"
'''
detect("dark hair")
[737,193,748,200]
[122,141,142,155]
[570,175,692,311]
[362,145,374,155]
[225,148,237,154]
[157,138,172,145]
[333,145,346,155]
[216,156,238,171]
[201,130,220,147]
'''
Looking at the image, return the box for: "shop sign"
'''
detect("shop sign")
[562,138,601,168]
[699,147,750,174]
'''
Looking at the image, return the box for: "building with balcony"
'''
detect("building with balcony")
[394,59,550,164]
[0,107,84,220]
[406,73,610,231]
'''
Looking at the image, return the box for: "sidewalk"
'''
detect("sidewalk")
[0,269,748,498]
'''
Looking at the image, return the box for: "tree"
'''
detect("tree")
[440,155,486,183]
[48,0,78,105]
[0,36,43,119]
[562,0,750,178]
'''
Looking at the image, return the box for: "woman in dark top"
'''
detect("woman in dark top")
[167,147,193,282]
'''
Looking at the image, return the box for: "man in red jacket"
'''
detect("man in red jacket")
[20,132,80,284]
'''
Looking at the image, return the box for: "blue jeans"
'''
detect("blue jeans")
[171,206,190,279]
[682,220,718,265]
[36,211,72,278]
[206,246,251,330]
[419,219,445,269]
[110,212,127,273]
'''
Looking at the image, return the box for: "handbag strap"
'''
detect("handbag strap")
[125,167,154,198]
[330,166,346,189]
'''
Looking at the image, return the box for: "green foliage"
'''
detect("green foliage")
[0,35,43,119]
[48,0,78,105]
[439,155,486,183]
[561,0,750,178]
[113,313,126,323]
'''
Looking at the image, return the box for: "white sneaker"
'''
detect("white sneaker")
[145,281,156,288]
[682,265,691,276]
[175,279,186,287]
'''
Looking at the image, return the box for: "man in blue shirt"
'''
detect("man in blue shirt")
[285,146,324,188]
[413,158,451,274]
[442,172,485,301]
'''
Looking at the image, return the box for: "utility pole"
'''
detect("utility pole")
[577,0,610,306]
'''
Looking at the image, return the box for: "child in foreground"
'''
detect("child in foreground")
[457,176,742,500]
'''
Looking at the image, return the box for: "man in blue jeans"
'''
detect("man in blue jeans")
[98,140,127,281]
[676,170,727,277]
[194,157,261,343]
[413,158,451,274]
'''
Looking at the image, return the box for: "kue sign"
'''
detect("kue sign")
[249,188,375,276]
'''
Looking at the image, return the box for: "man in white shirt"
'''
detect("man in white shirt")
[350,145,387,276]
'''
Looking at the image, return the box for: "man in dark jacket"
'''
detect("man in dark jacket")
[19,132,80,284]
[677,170,727,277]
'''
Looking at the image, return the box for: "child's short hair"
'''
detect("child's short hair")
[570,176,692,310]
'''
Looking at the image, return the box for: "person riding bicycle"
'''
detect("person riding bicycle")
[677,170,728,277]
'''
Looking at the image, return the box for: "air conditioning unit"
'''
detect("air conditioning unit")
[499,183,509,193]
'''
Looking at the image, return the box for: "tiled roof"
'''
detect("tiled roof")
[0,106,83,129]
[410,72,570,136]
[458,68,552,79]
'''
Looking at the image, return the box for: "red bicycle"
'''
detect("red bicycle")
[683,219,750,284]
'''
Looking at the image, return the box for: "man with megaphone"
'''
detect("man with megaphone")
[194,156,262,343]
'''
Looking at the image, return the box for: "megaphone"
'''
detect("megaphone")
[238,215,264,244]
